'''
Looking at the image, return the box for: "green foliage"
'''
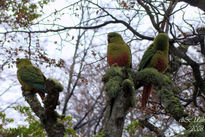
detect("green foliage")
[0,112,14,131]
[177,115,205,137]
[125,120,140,136]
[0,0,52,28]
[178,131,205,137]
[59,116,77,137]
[93,130,104,137]
[0,106,46,137]
[197,27,205,32]
[0,106,77,137]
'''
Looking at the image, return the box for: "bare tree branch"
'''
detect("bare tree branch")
[179,0,205,11]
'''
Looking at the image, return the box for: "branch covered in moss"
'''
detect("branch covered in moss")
[22,78,65,137]
[139,119,165,137]
[22,91,45,122]
[158,89,188,128]
[133,68,173,90]
[102,66,136,137]
[133,68,188,128]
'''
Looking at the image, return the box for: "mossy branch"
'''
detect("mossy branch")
[22,90,45,122]
[22,78,65,137]
[133,68,173,90]
[102,66,136,137]
[133,68,189,129]
[158,89,188,128]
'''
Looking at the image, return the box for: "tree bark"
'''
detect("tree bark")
[180,0,205,11]
[103,67,135,137]
[22,78,65,137]
[133,68,189,129]
[103,89,130,137]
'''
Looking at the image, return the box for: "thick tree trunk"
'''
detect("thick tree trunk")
[103,67,135,137]
[104,89,131,137]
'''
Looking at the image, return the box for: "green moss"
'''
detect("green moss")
[122,79,136,107]
[122,79,133,90]
[105,76,123,99]
[136,68,173,89]
[47,78,63,91]
[103,66,135,107]
[102,66,123,82]
[158,89,188,120]
[103,67,124,100]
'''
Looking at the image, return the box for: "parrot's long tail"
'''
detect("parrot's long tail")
[141,84,153,109]
[38,91,45,100]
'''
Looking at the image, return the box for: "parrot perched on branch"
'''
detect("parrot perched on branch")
[16,58,47,100]
[139,33,169,108]
[106,32,132,117]
[107,32,132,68]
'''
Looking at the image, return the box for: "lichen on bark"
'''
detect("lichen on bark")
[134,68,173,90]
[133,68,189,129]
[102,66,136,137]
[158,89,188,121]
[22,78,65,137]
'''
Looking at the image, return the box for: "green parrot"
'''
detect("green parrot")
[107,32,132,68]
[139,33,169,108]
[16,58,47,100]
[106,32,132,116]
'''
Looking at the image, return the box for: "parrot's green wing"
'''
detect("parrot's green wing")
[139,44,156,70]
[18,66,46,92]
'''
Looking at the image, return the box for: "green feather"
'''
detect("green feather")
[16,59,46,93]
[139,44,156,70]
[139,33,169,71]
[107,32,132,68]
[18,66,46,91]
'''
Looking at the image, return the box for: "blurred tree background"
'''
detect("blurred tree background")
[0,0,205,136]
